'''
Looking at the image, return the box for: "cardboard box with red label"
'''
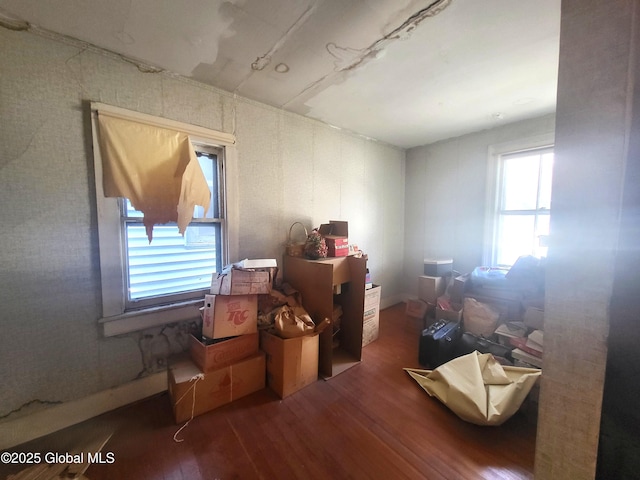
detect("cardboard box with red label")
[189,332,259,372]
[202,294,258,340]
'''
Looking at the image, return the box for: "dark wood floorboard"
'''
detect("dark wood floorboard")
[3,303,537,480]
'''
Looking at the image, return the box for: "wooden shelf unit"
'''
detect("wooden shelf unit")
[283,255,367,378]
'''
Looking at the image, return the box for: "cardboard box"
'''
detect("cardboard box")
[406,298,429,320]
[364,284,381,309]
[211,268,271,295]
[362,305,380,347]
[260,330,319,398]
[319,221,349,257]
[418,275,447,304]
[189,332,259,372]
[168,352,265,424]
[363,285,381,346]
[423,258,453,277]
[326,238,349,257]
[449,274,470,303]
[202,294,258,339]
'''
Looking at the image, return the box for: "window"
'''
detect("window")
[122,147,223,309]
[91,103,238,336]
[485,136,554,267]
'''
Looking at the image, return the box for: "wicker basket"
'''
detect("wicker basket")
[286,222,308,257]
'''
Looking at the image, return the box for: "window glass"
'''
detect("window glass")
[492,146,553,266]
[123,150,222,306]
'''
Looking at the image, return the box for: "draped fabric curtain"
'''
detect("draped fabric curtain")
[97,113,211,242]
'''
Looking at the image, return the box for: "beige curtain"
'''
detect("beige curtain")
[97,113,211,242]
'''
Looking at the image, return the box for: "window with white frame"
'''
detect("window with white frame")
[486,142,554,267]
[122,146,224,309]
[91,103,238,336]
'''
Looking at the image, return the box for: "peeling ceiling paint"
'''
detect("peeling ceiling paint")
[0,0,560,148]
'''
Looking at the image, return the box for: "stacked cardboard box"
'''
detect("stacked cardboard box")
[363,284,381,347]
[167,260,276,424]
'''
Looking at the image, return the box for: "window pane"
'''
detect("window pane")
[195,152,218,219]
[501,154,540,211]
[126,224,219,301]
[495,215,536,266]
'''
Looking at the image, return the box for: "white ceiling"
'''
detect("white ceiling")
[0,0,560,149]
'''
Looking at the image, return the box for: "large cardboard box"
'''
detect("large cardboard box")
[362,305,380,347]
[168,352,265,424]
[362,285,381,347]
[364,284,381,309]
[418,275,447,304]
[189,332,259,372]
[202,294,258,339]
[260,330,319,398]
[211,268,271,295]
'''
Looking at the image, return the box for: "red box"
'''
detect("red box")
[326,237,349,257]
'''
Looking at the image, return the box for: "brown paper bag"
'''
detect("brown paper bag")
[274,305,315,338]
[463,297,500,336]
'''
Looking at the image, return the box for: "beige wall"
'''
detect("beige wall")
[0,28,405,423]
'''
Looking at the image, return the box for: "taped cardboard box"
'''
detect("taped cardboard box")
[211,269,272,295]
[260,330,319,398]
[202,294,258,340]
[189,332,259,372]
[168,352,266,424]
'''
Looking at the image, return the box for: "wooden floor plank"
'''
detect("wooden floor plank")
[3,303,536,480]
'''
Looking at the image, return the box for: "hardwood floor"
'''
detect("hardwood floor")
[4,303,538,480]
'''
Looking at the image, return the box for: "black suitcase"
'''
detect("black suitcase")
[419,320,462,368]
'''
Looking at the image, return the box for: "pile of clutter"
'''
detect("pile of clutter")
[168,259,326,425]
[407,255,546,370]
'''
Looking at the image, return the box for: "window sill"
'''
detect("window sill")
[99,299,203,337]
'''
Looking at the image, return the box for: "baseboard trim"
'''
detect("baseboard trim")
[380,294,408,310]
[0,372,167,451]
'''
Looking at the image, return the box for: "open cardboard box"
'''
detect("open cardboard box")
[189,332,259,372]
[260,329,319,398]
